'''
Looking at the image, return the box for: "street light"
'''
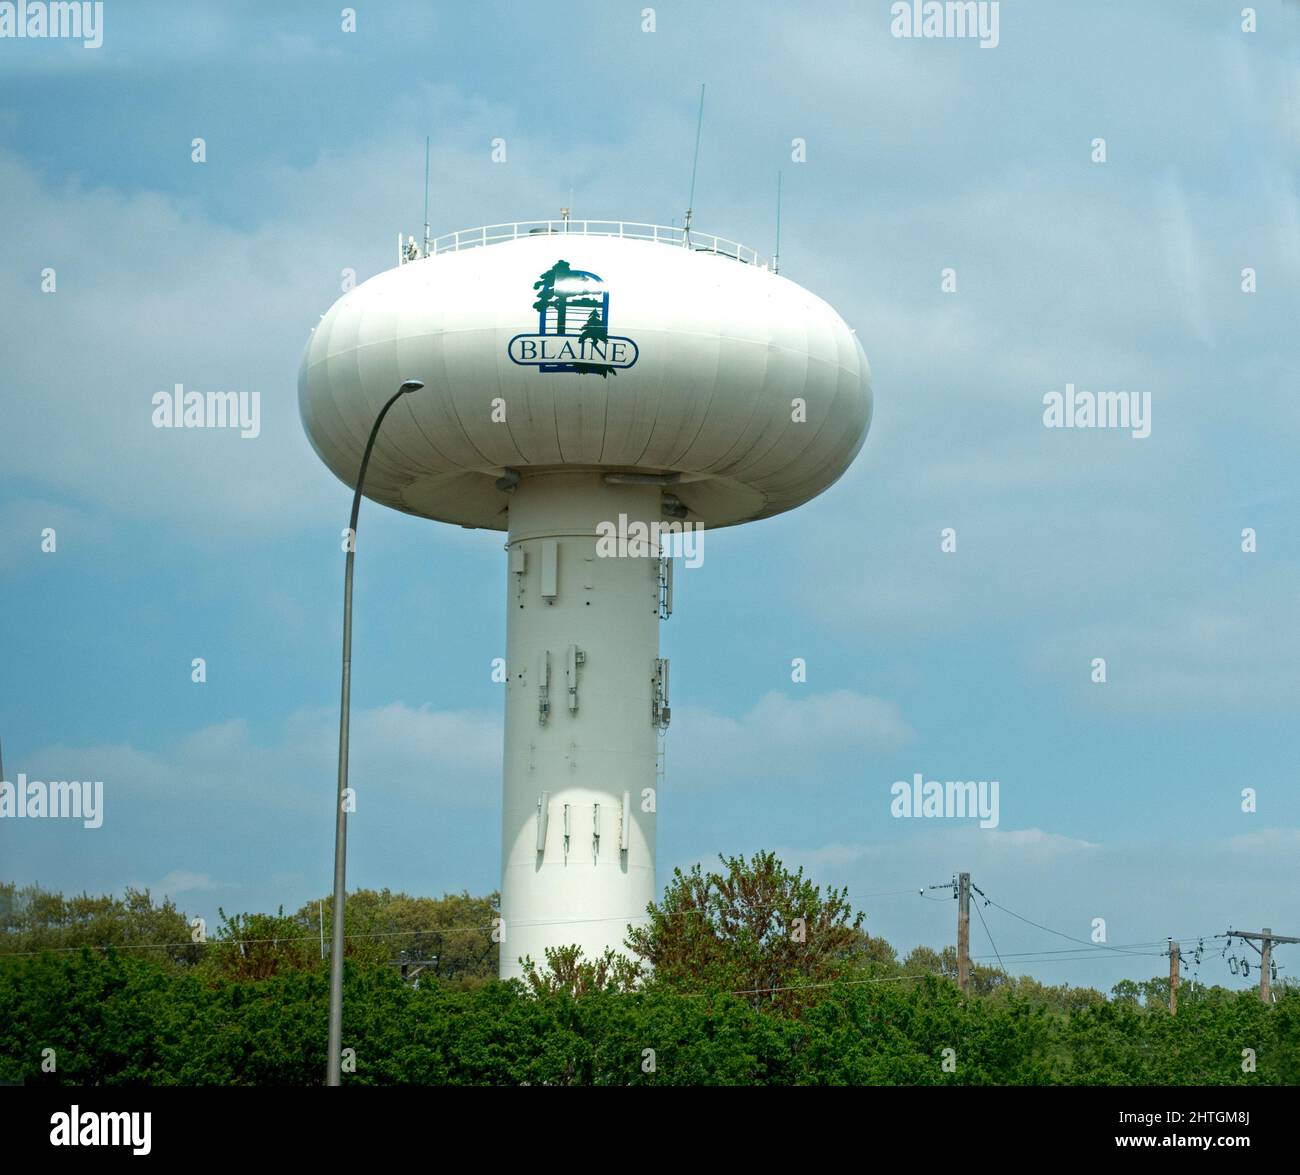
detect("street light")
[326,377,424,1087]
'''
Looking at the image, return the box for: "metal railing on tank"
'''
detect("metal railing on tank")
[397,220,763,267]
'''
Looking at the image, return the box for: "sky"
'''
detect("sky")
[1,0,1298,995]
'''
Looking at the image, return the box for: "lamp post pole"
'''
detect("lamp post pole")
[326,377,424,1087]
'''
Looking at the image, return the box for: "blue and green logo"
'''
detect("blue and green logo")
[508,260,639,378]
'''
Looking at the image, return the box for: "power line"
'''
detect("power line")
[972,896,1006,974]
[980,893,1166,959]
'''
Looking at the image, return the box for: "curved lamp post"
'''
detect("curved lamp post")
[327,377,425,1087]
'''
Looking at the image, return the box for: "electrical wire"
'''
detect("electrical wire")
[980,894,1175,959]
[972,897,1006,974]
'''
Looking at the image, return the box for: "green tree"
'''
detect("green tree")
[520,945,642,997]
[625,850,865,1013]
[0,881,196,965]
[297,888,499,983]
[899,944,1009,996]
[208,907,320,980]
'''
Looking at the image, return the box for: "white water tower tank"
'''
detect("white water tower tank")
[299,220,872,978]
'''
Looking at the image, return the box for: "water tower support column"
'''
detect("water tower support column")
[500,471,662,979]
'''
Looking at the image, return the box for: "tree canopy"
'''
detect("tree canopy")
[624,851,865,1012]
[2,868,1295,1086]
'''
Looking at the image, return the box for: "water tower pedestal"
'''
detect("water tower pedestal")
[500,472,662,978]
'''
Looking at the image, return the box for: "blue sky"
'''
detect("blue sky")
[2,0,1298,993]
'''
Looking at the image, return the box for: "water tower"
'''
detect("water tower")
[298,220,872,979]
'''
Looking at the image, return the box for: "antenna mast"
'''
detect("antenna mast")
[774,170,782,275]
[683,84,705,244]
[422,136,431,257]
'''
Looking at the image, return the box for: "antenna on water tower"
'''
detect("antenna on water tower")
[773,170,782,275]
[422,136,431,257]
[683,83,705,244]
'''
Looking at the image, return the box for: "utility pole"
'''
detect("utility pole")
[956,872,970,994]
[1225,927,1299,1004]
[1168,939,1179,1015]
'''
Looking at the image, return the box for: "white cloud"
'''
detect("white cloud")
[129,869,217,896]
[1226,828,1300,851]
[670,690,913,787]
[0,497,112,573]
[0,700,505,923]
[1027,572,1300,713]
[7,701,502,822]
[1156,171,1212,346]
[982,827,1099,856]
[0,89,629,548]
